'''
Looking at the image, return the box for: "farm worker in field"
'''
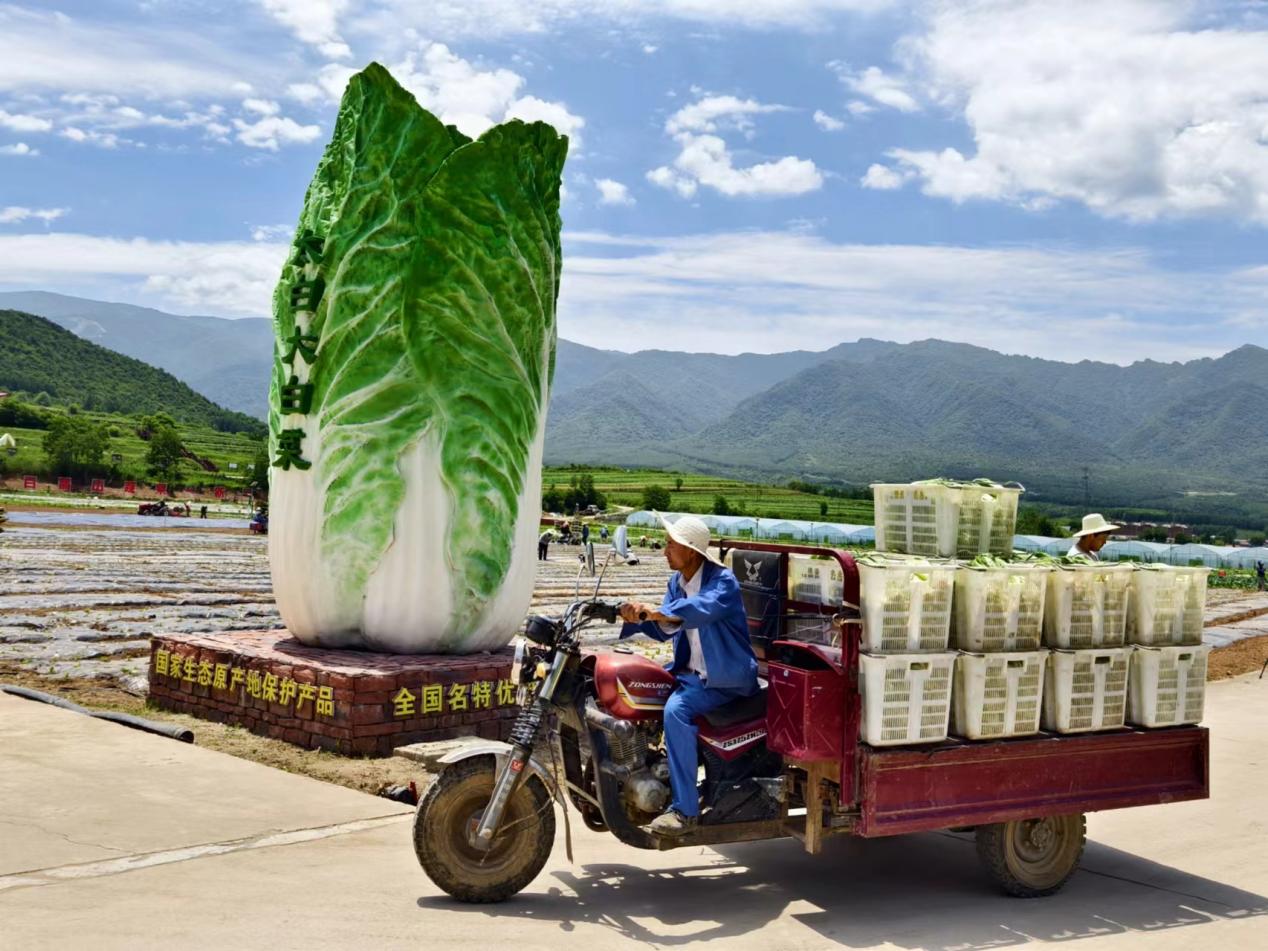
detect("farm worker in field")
[537,529,552,561]
[619,514,758,836]
[1256,561,1265,591]
[1067,513,1119,559]
[581,522,590,545]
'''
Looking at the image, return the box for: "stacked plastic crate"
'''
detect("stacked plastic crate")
[1041,562,1134,732]
[855,552,957,746]
[1125,565,1210,727]
[950,559,1051,740]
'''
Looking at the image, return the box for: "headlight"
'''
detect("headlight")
[523,614,558,646]
[509,639,527,684]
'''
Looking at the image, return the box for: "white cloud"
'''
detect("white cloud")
[0,206,67,224]
[505,95,585,147]
[860,162,907,190]
[0,142,37,156]
[831,63,919,112]
[242,98,280,116]
[60,127,121,149]
[250,223,293,242]
[0,232,288,317]
[650,94,824,198]
[258,1,352,57]
[558,229,1260,362]
[286,83,324,104]
[352,1,895,40]
[0,6,276,98]
[813,109,844,131]
[232,114,321,151]
[666,95,788,135]
[595,178,635,206]
[320,43,585,146]
[0,109,52,133]
[642,44,659,54]
[0,227,1257,363]
[876,0,1268,223]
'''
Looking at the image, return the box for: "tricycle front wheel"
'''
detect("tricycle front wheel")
[976,814,1086,898]
[413,757,555,903]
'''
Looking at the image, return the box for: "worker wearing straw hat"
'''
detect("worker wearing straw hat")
[1067,513,1120,560]
[619,513,758,836]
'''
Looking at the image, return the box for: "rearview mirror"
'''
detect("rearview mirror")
[584,541,596,576]
[613,525,630,559]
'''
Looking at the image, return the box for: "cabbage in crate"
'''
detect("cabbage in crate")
[267,63,566,653]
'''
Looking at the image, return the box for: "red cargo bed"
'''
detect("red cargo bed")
[856,725,1209,837]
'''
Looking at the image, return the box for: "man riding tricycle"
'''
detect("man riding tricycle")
[412,521,1209,903]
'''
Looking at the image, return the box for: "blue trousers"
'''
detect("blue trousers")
[662,672,752,817]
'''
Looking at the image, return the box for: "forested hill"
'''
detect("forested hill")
[0,309,264,434]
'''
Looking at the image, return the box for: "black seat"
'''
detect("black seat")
[699,681,767,728]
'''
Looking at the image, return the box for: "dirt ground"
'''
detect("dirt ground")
[1207,633,1268,681]
[0,661,430,796]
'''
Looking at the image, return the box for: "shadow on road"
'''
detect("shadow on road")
[417,831,1267,948]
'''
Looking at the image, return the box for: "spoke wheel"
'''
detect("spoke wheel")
[976,814,1086,898]
[413,756,555,903]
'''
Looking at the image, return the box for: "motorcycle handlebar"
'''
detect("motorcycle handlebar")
[581,601,650,623]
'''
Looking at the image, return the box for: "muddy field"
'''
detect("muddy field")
[0,513,675,682]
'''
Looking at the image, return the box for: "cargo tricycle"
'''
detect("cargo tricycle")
[413,530,1209,903]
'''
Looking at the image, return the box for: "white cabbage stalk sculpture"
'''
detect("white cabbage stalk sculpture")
[267,63,565,653]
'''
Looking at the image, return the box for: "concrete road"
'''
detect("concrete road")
[1,678,1265,951]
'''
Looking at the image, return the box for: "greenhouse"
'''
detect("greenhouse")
[624,511,874,544]
[622,512,1264,568]
[1101,540,1172,563]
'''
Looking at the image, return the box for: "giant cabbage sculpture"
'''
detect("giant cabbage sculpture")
[267,63,566,653]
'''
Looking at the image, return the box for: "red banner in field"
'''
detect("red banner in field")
[57,476,72,492]
[213,486,226,499]
[155,483,167,496]
[23,475,36,489]
[90,479,105,493]
[124,481,137,494]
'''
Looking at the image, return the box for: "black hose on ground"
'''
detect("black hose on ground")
[1,684,194,743]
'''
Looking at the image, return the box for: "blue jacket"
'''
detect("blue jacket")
[620,561,758,691]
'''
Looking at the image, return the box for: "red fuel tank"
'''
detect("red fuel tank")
[593,650,675,721]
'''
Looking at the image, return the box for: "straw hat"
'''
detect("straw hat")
[1072,513,1120,538]
[656,513,725,565]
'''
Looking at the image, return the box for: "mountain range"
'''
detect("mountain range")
[0,307,263,434]
[3,290,1265,519]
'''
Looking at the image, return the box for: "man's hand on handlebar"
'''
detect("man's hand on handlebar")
[618,601,681,625]
[619,601,651,623]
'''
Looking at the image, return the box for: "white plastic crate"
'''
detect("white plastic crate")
[787,554,845,605]
[952,651,1047,740]
[872,480,1022,558]
[1128,644,1209,727]
[953,563,1051,652]
[1043,564,1132,649]
[1042,648,1129,733]
[858,555,956,652]
[1127,566,1209,647]
[859,651,955,746]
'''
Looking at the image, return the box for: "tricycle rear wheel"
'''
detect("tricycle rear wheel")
[976,814,1086,897]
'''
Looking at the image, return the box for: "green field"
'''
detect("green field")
[542,466,875,524]
[0,408,262,492]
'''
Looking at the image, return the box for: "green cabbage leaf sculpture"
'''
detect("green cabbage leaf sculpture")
[267,63,566,653]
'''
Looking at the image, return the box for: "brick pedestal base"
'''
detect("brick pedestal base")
[148,631,517,756]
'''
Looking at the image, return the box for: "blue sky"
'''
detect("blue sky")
[1,0,1266,362]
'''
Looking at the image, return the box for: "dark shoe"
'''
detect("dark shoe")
[648,809,697,837]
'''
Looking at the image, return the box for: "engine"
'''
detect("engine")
[608,723,671,817]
